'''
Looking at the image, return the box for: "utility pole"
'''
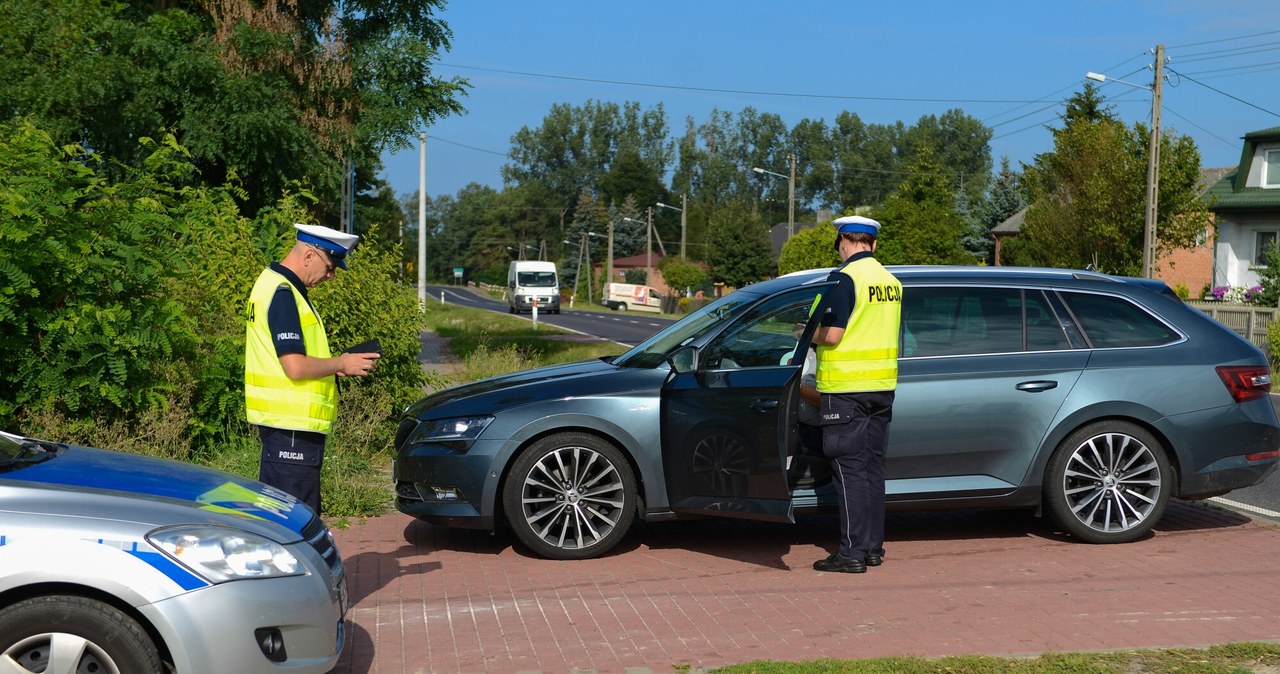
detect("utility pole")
[1142,44,1165,279]
[606,218,614,286]
[417,132,426,309]
[680,193,687,258]
[645,206,653,285]
[787,153,796,240]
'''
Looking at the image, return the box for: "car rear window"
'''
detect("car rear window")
[1059,292,1180,348]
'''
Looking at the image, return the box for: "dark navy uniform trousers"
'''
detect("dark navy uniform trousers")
[820,390,895,560]
[258,426,326,514]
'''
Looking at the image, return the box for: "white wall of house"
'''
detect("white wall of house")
[1215,212,1277,289]
[1213,139,1280,291]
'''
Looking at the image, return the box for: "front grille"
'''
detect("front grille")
[301,514,340,571]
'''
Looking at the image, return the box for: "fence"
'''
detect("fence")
[1185,301,1277,352]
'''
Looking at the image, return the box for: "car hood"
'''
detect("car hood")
[10,444,313,534]
[404,357,651,419]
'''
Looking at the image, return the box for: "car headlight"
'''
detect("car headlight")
[406,415,494,446]
[148,526,302,582]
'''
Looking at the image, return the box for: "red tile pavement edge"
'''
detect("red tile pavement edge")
[328,500,1280,674]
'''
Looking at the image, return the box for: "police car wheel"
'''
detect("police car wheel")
[0,595,163,674]
[1044,420,1171,544]
[503,432,637,560]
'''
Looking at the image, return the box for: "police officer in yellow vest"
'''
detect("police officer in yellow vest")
[244,223,380,514]
[811,215,902,574]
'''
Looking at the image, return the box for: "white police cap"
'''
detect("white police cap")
[833,215,881,237]
[294,223,359,269]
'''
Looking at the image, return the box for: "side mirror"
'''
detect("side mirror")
[668,345,699,374]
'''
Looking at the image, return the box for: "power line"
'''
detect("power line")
[1179,59,1280,77]
[1166,68,1280,119]
[426,134,508,157]
[1175,42,1280,64]
[1162,105,1238,149]
[438,62,1045,105]
[1168,28,1280,50]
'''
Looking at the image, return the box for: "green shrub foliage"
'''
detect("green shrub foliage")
[2,118,428,466]
[0,120,193,422]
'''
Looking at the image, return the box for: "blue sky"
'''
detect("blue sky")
[380,1,1280,203]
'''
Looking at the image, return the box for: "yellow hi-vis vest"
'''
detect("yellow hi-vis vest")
[815,257,902,393]
[244,268,337,433]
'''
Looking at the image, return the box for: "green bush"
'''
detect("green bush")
[1,118,434,517]
[0,120,194,425]
[1266,318,1280,371]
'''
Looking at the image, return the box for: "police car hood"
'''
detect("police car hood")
[9,443,313,537]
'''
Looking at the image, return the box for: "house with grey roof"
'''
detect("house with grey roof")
[1204,126,1280,290]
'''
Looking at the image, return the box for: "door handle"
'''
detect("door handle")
[1015,380,1058,393]
[750,398,780,413]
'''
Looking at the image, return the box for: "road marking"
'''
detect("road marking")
[1209,496,1280,520]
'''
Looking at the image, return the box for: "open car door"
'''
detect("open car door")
[661,283,830,521]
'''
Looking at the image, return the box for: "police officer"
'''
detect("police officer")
[244,223,380,514]
[811,215,902,574]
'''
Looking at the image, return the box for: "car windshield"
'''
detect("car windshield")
[0,431,55,470]
[612,289,768,369]
[517,271,557,287]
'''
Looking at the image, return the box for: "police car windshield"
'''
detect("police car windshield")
[0,431,55,469]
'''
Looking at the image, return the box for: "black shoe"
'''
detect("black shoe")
[813,553,867,574]
[865,554,883,567]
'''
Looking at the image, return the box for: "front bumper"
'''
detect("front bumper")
[513,294,560,310]
[139,549,346,674]
[394,440,504,530]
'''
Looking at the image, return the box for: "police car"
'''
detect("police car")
[0,431,347,673]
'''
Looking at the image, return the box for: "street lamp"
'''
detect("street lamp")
[655,195,687,258]
[752,153,796,239]
[1086,43,1165,279]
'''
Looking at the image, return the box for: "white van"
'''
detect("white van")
[601,282,663,313]
[507,261,560,314]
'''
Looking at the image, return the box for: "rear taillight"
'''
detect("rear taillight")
[1216,365,1272,403]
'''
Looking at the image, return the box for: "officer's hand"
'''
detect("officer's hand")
[338,351,380,377]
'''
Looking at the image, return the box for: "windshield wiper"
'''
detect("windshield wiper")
[0,440,55,470]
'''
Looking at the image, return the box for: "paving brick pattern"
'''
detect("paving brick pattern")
[329,500,1280,674]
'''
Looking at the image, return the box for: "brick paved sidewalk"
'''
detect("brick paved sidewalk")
[329,499,1280,674]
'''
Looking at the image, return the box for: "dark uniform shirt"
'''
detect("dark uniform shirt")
[265,262,313,358]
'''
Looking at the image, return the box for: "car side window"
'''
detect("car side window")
[702,286,824,369]
[902,286,1073,356]
[1059,291,1179,348]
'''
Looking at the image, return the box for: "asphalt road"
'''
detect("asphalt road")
[426,283,675,347]
[422,283,1280,524]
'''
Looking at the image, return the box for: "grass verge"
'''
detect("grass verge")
[703,642,1280,673]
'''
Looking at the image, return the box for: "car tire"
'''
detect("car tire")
[0,595,163,674]
[617,303,628,311]
[1044,420,1172,543]
[503,432,637,560]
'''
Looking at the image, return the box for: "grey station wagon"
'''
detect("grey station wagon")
[393,266,1280,560]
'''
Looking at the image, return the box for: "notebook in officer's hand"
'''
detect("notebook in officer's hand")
[344,338,382,355]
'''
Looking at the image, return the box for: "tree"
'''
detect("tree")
[778,222,840,276]
[872,150,971,265]
[704,203,774,287]
[982,156,1026,232]
[0,0,467,218]
[1017,86,1211,275]
[657,257,708,311]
